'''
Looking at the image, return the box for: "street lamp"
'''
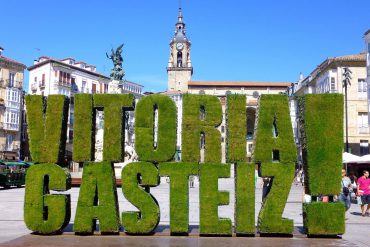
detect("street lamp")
[342,67,352,153]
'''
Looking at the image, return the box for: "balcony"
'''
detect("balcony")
[54,80,71,88]
[5,101,21,110]
[359,125,369,134]
[1,122,19,131]
[31,83,38,92]
[39,81,46,89]
[0,79,5,88]
[0,144,20,152]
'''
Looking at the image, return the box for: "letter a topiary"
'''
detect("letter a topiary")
[74,162,120,234]
[73,94,94,162]
[25,95,69,164]
[226,94,246,162]
[199,163,232,236]
[299,94,345,236]
[93,94,134,162]
[135,94,177,162]
[182,94,222,163]
[121,162,160,234]
[159,162,198,235]
[254,95,296,235]
[24,164,71,234]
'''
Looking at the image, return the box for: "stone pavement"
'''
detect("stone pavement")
[0,173,369,246]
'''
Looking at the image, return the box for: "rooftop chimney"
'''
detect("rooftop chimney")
[0,47,4,56]
[299,72,304,82]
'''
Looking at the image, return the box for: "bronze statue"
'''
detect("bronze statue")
[106,44,125,81]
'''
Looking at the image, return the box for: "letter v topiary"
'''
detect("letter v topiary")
[25,95,69,164]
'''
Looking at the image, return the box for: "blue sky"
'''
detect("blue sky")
[1,0,369,92]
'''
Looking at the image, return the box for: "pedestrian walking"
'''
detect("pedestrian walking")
[357,170,370,217]
[189,175,194,188]
[339,169,352,211]
[262,177,272,201]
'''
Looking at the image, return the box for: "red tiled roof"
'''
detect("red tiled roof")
[0,56,26,68]
[188,81,291,87]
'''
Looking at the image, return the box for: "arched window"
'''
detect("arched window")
[177,51,182,67]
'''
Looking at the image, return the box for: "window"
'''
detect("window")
[92,83,96,94]
[358,112,368,134]
[330,77,336,92]
[82,80,87,93]
[360,140,369,155]
[358,79,367,93]
[9,72,15,87]
[34,76,37,82]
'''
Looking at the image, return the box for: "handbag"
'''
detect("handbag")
[342,181,350,196]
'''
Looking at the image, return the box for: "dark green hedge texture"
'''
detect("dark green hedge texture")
[93,94,134,162]
[253,95,296,234]
[303,202,345,235]
[235,163,255,235]
[135,95,177,162]
[226,94,246,162]
[73,162,120,234]
[25,95,69,164]
[159,162,198,235]
[24,164,71,234]
[199,163,232,236]
[73,94,94,162]
[121,162,160,234]
[299,94,343,196]
[182,94,222,163]
[257,163,295,234]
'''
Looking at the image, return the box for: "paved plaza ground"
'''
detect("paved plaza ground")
[0,175,369,247]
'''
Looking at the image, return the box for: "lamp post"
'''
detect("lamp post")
[342,67,352,153]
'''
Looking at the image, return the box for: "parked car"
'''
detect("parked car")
[0,161,31,188]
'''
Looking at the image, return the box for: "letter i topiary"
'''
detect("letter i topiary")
[73,94,94,162]
[226,94,246,163]
[253,95,296,235]
[235,163,255,235]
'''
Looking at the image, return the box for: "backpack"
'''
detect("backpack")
[342,180,350,196]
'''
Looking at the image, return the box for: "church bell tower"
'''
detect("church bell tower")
[167,7,193,92]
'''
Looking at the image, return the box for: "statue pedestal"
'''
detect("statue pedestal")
[108,80,124,94]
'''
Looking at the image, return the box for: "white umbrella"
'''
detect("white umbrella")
[343,152,361,163]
